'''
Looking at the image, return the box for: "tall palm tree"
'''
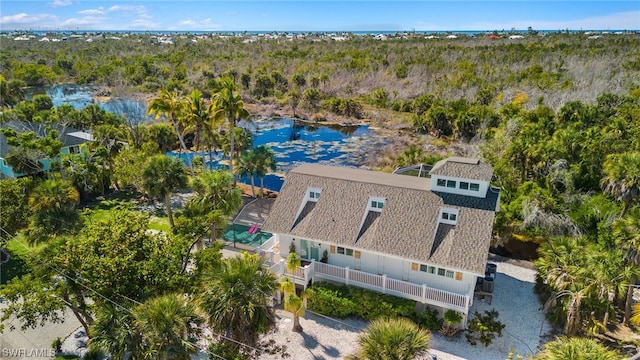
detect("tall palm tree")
[347,317,430,360]
[236,150,258,197]
[601,152,640,217]
[132,294,203,360]
[148,89,193,173]
[199,252,278,346]
[183,89,211,155]
[211,77,250,184]
[90,305,143,360]
[534,336,619,360]
[254,145,276,197]
[189,170,242,218]
[142,154,188,230]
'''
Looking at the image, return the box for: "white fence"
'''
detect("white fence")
[312,261,469,313]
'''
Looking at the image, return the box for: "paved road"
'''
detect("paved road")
[1,303,81,360]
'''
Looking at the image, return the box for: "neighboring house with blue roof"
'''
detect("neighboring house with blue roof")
[0,121,93,178]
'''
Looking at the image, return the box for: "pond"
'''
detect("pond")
[171,117,387,191]
[37,84,389,192]
[26,84,153,124]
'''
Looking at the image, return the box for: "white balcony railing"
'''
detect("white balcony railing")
[311,261,469,313]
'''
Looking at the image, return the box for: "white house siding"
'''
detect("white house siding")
[429,175,489,198]
[277,236,476,299]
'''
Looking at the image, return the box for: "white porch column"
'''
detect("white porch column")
[345,267,350,285]
[279,258,285,276]
[422,284,427,302]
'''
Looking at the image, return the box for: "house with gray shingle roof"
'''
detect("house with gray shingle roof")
[260,157,500,323]
[0,120,93,178]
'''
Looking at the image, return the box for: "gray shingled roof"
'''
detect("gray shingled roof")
[429,157,494,182]
[0,121,91,158]
[262,163,499,275]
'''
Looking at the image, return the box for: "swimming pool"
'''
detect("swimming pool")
[222,224,273,248]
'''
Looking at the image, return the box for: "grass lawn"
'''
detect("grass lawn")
[1,237,41,284]
[149,216,171,233]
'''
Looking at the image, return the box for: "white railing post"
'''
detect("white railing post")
[309,259,315,283]
[345,267,350,285]
[382,274,387,294]
[303,266,309,290]
[422,284,427,302]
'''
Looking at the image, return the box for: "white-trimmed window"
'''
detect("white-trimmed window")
[308,188,322,201]
[436,178,446,187]
[459,181,469,190]
[439,208,459,225]
[470,183,480,191]
[369,197,385,212]
[446,180,456,188]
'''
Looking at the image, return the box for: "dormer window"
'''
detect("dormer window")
[460,182,469,190]
[446,180,456,188]
[308,188,322,202]
[368,197,385,212]
[439,208,459,225]
[469,183,480,191]
[437,179,446,187]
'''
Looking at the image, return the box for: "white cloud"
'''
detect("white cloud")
[78,7,105,16]
[49,0,72,8]
[0,13,59,29]
[171,18,221,31]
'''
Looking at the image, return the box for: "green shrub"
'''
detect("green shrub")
[466,310,505,346]
[411,308,443,330]
[308,282,417,321]
[307,285,355,318]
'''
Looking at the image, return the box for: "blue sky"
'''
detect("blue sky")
[1,1,638,31]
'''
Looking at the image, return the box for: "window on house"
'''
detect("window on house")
[446,180,456,188]
[428,266,436,274]
[309,188,322,200]
[437,268,446,276]
[345,248,354,256]
[446,270,454,278]
[337,247,345,254]
[440,208,459,224]
[437,179,446,187]
[470,183,480,191]
[460,182,469,190]
[369,197,385,212]
[419,264,428,272]
[455,272,463,281]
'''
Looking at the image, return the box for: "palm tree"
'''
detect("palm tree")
[142,154,188,230]
[614,208,640,324]
[254,145,276,197]
[286,252,301,275]
[148,89,192,173]
[189,170,243,218]
[236,150,258,197]
[28,177,80,212]
[601,152,640,217]
[534,336,619,360]
[347,317,430,360]
[211,77,250,184]
[132,294,203,360]
[183,89,211,155]
[199,252,278,346]
[284,291,306,333]
[90,305,143,360]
